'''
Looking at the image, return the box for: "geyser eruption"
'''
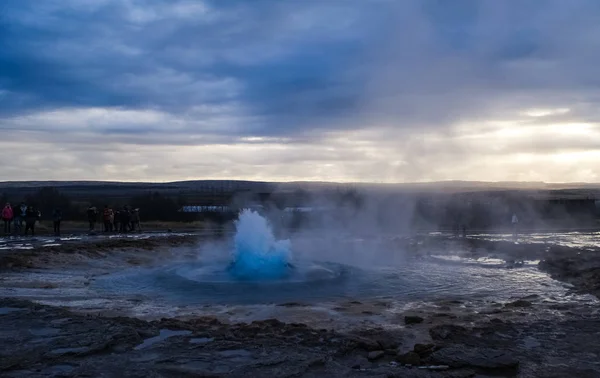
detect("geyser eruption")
[228,209,292,280]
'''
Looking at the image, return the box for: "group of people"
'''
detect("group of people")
[1,202,43,236]
[87,205,141,233]
[1,202,141,237]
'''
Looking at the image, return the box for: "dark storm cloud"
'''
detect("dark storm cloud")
[2,0,600,143]
[0,0,383,131]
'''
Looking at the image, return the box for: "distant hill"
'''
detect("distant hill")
[2,179,600,192]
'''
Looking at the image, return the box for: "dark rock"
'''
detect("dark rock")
[413,343,436,357]
[376,338,400,350]
[350,356,370,369]
[137,329,159,338]
[397,351,421,365]
[256,318,286,327]
[429,325,468,341]
[277,302,308,308]
[429,345,519,372]
[368,350,385,361]
[350,336,381,351]
[404,315,424,325]
[505,300,533,308]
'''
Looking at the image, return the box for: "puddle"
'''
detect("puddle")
[0,307,26,315]
[217,349,253,358]
[130,352,161,362]
[31,336,61,344]
[50,346,91,355]
[190,337,214,344]
[134,329,192,350]
[523,336,542,349]
[48,364,76,373]
[29,327,60,336]
[50,318,72,325]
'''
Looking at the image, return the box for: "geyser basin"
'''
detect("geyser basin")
[92,256,574,306]
[88,210,580,307]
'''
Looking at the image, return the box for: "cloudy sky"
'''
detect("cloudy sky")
[2,0,600,183]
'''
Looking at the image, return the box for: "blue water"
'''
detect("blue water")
[91,257,575,306]
[228,209,292,280]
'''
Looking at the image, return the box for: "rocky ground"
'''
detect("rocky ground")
[0,234,201,271]
[2,295,600,378]
[1,234,600,377]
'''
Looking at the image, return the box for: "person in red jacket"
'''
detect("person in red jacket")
[1,203,13,234]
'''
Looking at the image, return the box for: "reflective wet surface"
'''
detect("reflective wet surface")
[467,230,600,249]
[2,231,600,377]
[90,257,571,306]
[0,231,197,250]
[1,231,598,325]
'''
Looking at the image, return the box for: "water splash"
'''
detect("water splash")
[228,209,292,280]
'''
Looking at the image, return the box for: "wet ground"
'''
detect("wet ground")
[2,231,600,377]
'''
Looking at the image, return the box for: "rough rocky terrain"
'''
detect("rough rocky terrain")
[1,233,600,377]
[0,234,201,270]
[2,294,600,378]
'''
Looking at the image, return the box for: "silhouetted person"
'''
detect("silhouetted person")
[113,210,120,233]
[103,205,113,232]
[14,202,27,235]
[52,208,62,236]
[24,206,39,236]
[1,203,13,234]
[119,206,131,233]
[461,224,467,238]
[131,208,141,232]
[511,213,519,241]
[87,206,97,232]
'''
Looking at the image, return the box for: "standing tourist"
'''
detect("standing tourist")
[131,208,141,232]
[52,207,63,236]
[511,213,519,241]
[113,209,120,233]
[24,206,39,236]
[1,203,13,234]
[14,202,27,235]
[87,206,98,232]
[103,205,114,232]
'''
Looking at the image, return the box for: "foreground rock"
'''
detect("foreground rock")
[539,250,600,297]
[0,234,200,270]
[2,299,489,378]
[3,297,600,377]
[428,346,519,372]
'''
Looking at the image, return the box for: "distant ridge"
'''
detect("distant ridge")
[1,179,599,191]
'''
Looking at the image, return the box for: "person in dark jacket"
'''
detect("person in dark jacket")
[113,209,121,233]
[103,205,113,233]
[24,206,39,236]
[52,208,63,236]
[119,206,130,233]
[131,208,141,232]
[87,206,97,232]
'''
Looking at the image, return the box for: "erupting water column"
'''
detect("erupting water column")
[228,209,292,280]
